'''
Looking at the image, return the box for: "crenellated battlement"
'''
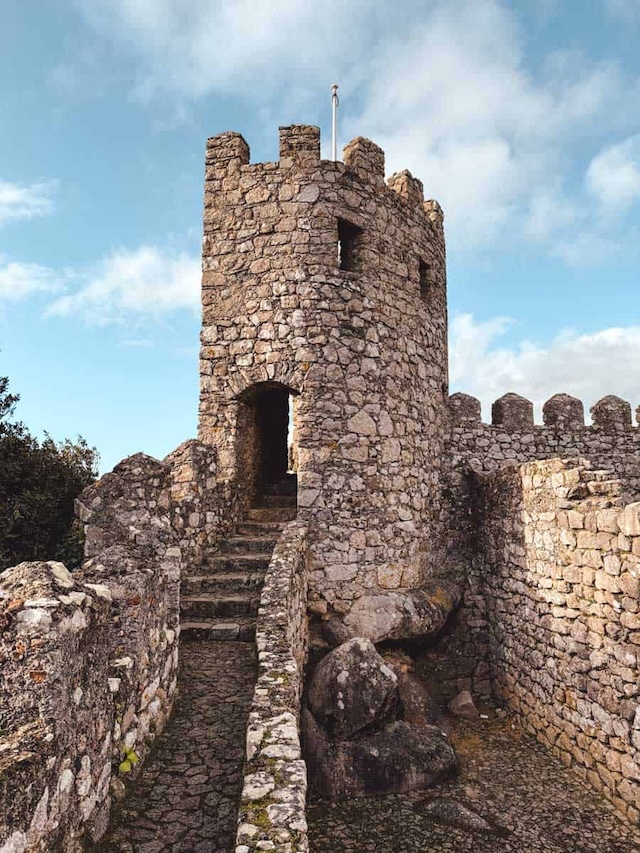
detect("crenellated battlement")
[203,124,443,226]
[449,391,639,431]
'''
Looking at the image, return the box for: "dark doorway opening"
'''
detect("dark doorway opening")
[237,382,297,508]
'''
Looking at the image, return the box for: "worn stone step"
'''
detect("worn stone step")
[236,521,286,537]
[255,495,297,508]
[247,507,297,523]
[220,535,278,555]
[199,553,271,574]
[182,572,265,595]
[181,593,258,620]
[180,618,255,641]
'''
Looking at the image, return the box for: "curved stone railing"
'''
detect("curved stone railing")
[236,520,310,853]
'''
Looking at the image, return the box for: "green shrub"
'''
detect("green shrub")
[0,374,98,570]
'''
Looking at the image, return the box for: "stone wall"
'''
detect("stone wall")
[0,440,234,851]
[236,521,310,853]
[199,125,449,637]
[428,392,640,703]
[480,458,640,820]
[0,561,114,852]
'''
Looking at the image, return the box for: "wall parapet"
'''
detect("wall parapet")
[236,521,310,853]
[479,458,640,822]
[0,439,236,851]
[445,392,640,499]
[449,392,639,431]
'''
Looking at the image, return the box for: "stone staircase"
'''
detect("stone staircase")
[180,498,297,640]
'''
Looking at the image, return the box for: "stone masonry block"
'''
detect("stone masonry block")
[618,503,640,537]
[543,394,585,430]
[591,395,632,431]
[343,137,385,186]
[491,393,534,430]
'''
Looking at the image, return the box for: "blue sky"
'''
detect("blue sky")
[1,0,640,473]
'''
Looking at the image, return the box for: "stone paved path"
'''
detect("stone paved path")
[307,715,640,853]
[94,640,256,853]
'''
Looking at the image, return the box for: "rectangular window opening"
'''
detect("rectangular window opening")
[338,219,364,272]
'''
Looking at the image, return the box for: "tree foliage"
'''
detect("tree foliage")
[0,374,98,570]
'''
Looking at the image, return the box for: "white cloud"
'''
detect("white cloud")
[450,313,640,420]
[0,261,62,301]
[0,181,56,227]
[346,5,637,249]
[74,0,376,100]
[47,245,200,324]
[586,135,640,214]
[72,0,640,258]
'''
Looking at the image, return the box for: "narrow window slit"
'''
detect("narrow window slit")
[419,259,431,299]
[338,219,363,271]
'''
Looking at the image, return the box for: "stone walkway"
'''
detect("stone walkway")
[93,640,256,853]
[307,715,640,853]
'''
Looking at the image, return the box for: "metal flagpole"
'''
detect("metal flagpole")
[331,84,339,161]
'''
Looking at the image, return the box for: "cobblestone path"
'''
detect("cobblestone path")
[94,640,256,853]
[307,716,640,853]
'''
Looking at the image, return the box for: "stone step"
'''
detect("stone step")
[220,535,278,555]
[236,521,286,537]
[182,572,265,595]
[247,507,297,523]
[180,618,255,642]
[197,553,272,574]
[181,593,258,620]
[255,495,297,508]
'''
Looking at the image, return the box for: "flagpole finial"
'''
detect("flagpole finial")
[331,84,339,162]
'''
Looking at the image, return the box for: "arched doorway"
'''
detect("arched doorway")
[236,382,298,507]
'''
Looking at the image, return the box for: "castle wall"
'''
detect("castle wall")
[479,459,640,822]
[199,126,448,633]
[427,393,640,702]
[0,441,234,851]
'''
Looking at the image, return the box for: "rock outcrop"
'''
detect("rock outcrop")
[303,638,457,800]
[327,581,461,645]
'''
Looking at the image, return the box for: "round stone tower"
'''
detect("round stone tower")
[199,124,448,635]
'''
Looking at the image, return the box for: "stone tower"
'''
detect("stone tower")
[199,124,448,632]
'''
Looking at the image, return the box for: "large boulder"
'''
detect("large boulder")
[306,637,400,739]
[327,581,461,645]
[304,712,457,799]
[303,638,458,800]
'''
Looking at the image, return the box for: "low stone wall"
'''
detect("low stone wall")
[0,440,234,851]
[480,458,640,821]
[236,521,310,853]
[0,561,113,852]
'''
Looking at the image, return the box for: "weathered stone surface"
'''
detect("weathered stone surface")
[304,712,457,800]
[303,638,456,802]
[199,124,449,636]
[448,690,479,718]
[477,459,640,822]
[307,638,400,740]
[95,640,256,853]
[236,521,310,853]
[308,717,640,852]
[330,582,461,645]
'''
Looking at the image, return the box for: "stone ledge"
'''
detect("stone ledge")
[236,521,310,853]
